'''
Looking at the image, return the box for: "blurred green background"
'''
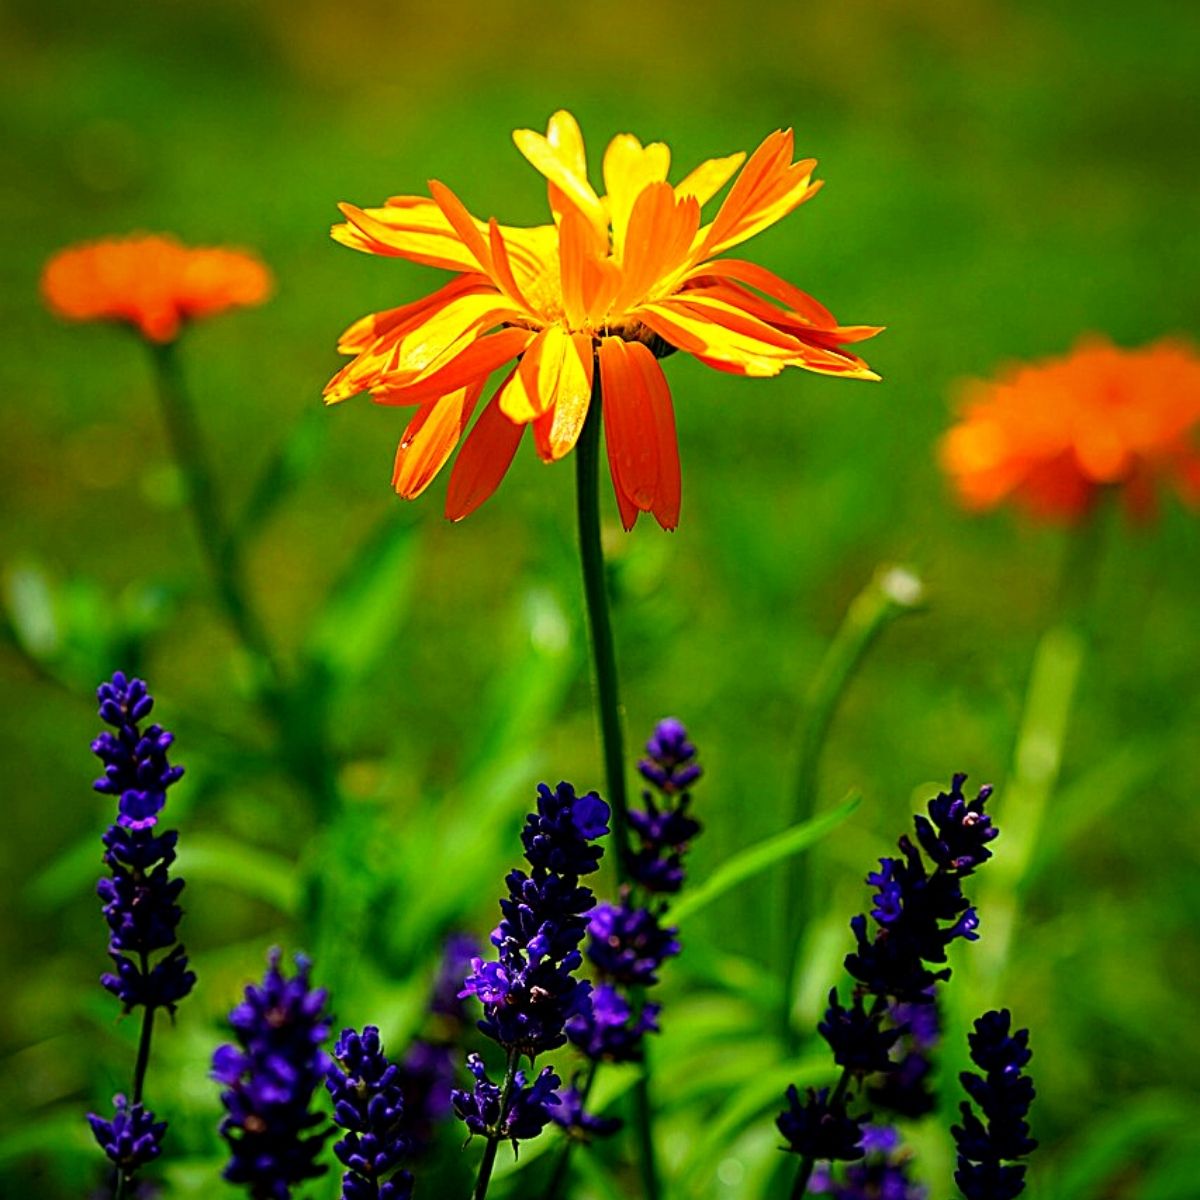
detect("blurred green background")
[2,0,1199,1197]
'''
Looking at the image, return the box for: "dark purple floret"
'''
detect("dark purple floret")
[637,717,702,795]
[91,676,194,1015]
[586,899,680,987]
[952,1010,1037,1200]
[867,996,940,1119]
[629,717,703,894]
[521,782,610,875]
[566,983,660,1063]
[914,774,998,875]
[451,1054,561,1148]
[809,1124,928,1200]
[776,1085,867,1161]
[818,989,903,1075]
[213,950,332,1199]
[326,1026,414,1200]
[429,934,480,1023]
[88,1095,166,1174]
[92,672,184,831]
[551,1081,622,1142]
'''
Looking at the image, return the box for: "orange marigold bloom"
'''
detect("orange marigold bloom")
[940,337,1200,523]
[326,110,881,528]
[42,235,272,344]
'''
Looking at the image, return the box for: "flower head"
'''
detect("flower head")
[91,673,194,1014]
[459,781,609,1058]
[326,1027,414,1200]
[327,110,880,526]
[451,1054,561,1148]
[952,1010,1037,1200]
[550,1079,622,1142]
[776,1085,867,1162]
[565,983,660,1063]
[629,716,703,894]
[818,988,904,1076]
[212,950,332,1200]
[867,996,940,1119]
[940,337,1200,523]
[88,1095,166,1175]
[809,1124,928,1200]
[43,235,271,343]
[585,897,680,987]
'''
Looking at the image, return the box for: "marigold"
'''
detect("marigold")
[940,338,1200,523]
[42,235,272,344]
[326,110,881,528]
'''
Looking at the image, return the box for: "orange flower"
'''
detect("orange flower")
[326,110,880,528]
[42,235,272,344]
[940,337,1200,523]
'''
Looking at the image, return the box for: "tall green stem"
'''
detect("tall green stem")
[574,383,632,877]
[470,1051,520,1200]
[146,341,339,819]
[778,568,923,1049]
[114,959,157,1200]
[147,341,283,694]
[574,387,660,1200]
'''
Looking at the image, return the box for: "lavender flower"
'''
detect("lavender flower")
[460,782,609,1059]
[565,984,660,1063]
[456,782,608,1146]
[810,1125,927,1200]
[92,673,194,1014]
[952,1010,1037,1200]
[212,950,332,1199]
[87,1095,166,1175]
[394,934,481,1152]
[585,898,680,987]
[326,1026,414,1200]
[631,717,703,894]
[776,1086,867,1162]
[868,997,940,1119]
[819,989,904,1076]
[778,775,1000,1188]
[845,774,995,1003]
[550,1078,622,1142]
[451,1054,561,1147]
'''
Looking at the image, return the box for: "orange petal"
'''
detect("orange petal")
[373,327,533,406]
[611,183,701,312]
[626,343,681,530]
[333,200,481,273]
[445,377,526,521]
[602,133,671,261]
[531,333,595,461]
[599,336,658,511]
[393,381,485,498]
[428,180,494,275]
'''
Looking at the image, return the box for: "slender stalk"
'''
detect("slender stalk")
[541,1061,598,1200]
[115,958,157,1200]
[147,341,283,695]
[146,341,339,820]
[573,387,660,1200]
[574,385,632,880]
[470,1051,520,1200]
[778,569,923,1049]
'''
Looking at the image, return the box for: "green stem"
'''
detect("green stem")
[114,966,157,1200]
[146,341,339,820]
[574,385,633,880]
[471,1051,520,1200]
[574,386,660,1200]
[778,568,923,1049]
[146,340,283,697]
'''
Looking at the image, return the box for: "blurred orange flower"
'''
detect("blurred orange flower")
[940,338,1200,523]
[42,235,272,344]
[327,110,880,528]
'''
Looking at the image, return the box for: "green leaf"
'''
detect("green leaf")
[176,834,299,914]
[303,513,420,685]
[670,792,861,924]
[236,410,325,542]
